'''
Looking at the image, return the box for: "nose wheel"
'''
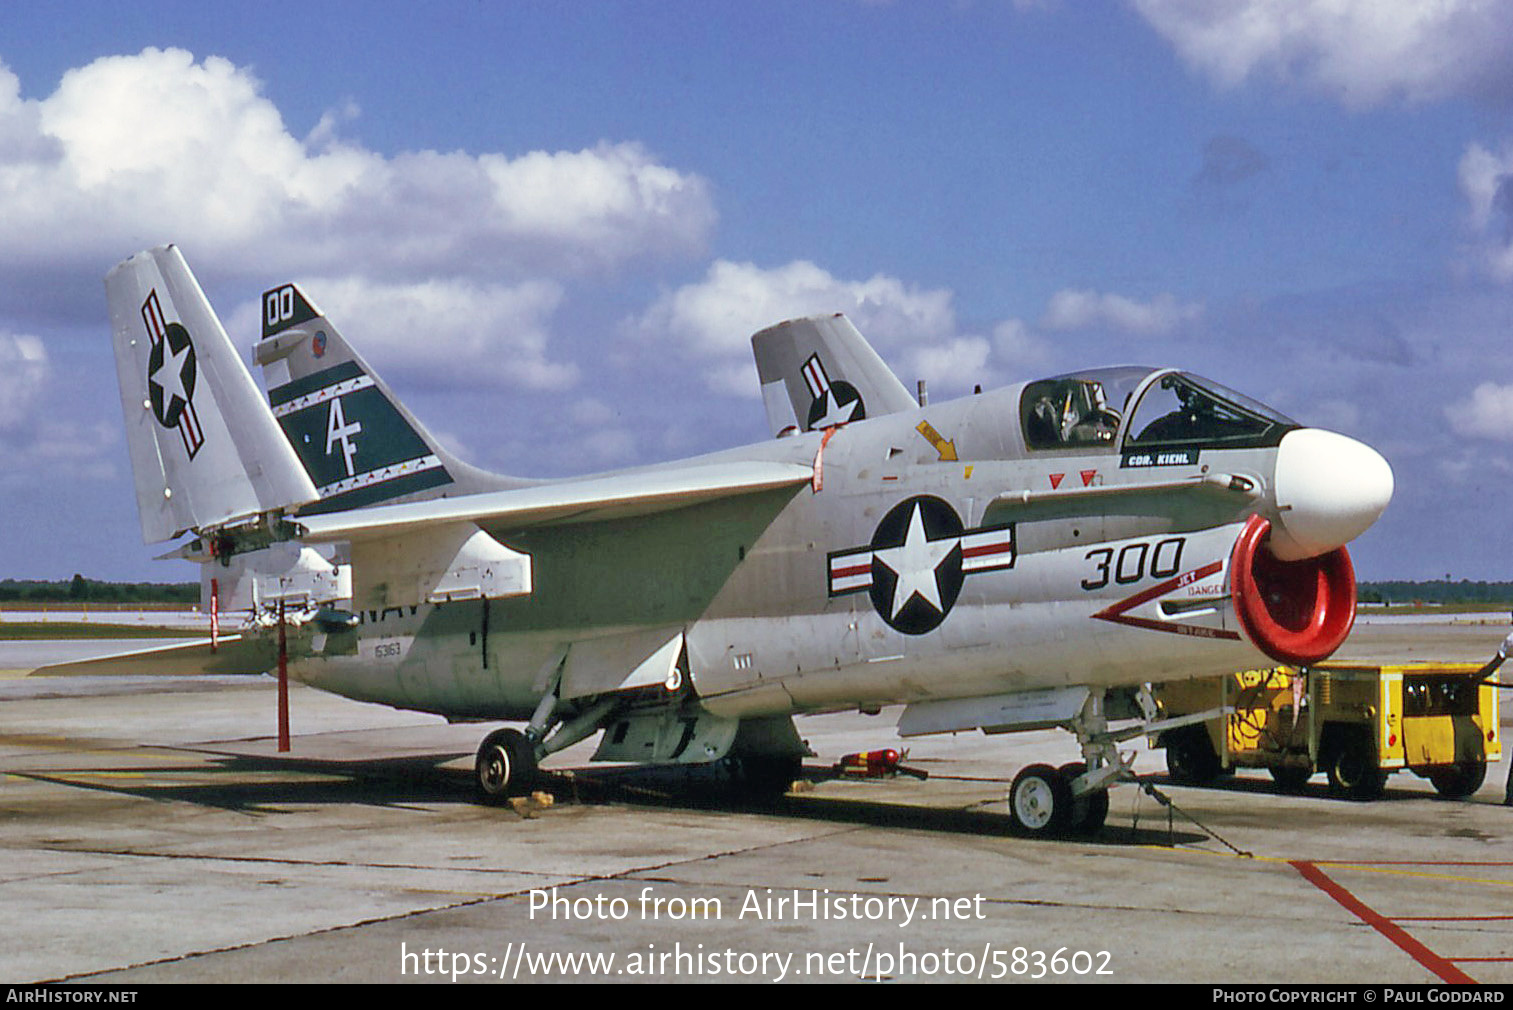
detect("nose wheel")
[1008,763,1110,836]
[1009,764,1071,835]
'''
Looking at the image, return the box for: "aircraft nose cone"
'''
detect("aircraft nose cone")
[1268,428,1394,561]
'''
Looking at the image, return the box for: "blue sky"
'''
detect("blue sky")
[3,1,1513,581]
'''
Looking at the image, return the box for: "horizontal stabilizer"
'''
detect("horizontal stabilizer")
[106,246,318,542]
[299,460,813,543]
[28,635,276,678]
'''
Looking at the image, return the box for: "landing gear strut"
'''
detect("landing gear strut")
[1003,687,1218,838]
[1006,693,1133,837]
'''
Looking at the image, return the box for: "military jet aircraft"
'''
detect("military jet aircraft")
[100,244,1392,836]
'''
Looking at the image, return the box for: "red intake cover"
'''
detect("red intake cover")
[1230,514,1356,665]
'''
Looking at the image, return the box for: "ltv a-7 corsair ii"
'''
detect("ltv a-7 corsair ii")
[99,245,1392,836]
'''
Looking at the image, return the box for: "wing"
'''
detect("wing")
[295,460,814,610]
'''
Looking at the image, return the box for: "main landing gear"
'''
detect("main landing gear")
[474,727,539,803]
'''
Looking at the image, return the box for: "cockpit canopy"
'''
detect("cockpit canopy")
[1019,367,1298,452]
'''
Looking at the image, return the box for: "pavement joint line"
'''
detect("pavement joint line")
[1393,915,1513,922]
[35,844,644,878]
[47,823,883,983]
[52,890,514,984]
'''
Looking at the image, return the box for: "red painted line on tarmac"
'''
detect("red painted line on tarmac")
[1290,860,1475,985]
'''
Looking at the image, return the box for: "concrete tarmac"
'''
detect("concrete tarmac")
[2,618,1511,984]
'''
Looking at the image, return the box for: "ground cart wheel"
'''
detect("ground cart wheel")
[1323,729,1384,800]
[1427,761,1486,799]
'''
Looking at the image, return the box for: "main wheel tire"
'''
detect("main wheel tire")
[1009,764,1073,836]
[1164,725,1222,785]
[474,727,538,804]
[1057,762,1110,834]
[1269,764,1313,792]
[1323,730,1384,801]
[1428,762,1486,799]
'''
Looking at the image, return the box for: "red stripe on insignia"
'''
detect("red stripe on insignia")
[141,291,167,343]
[802,358,827,398]
[962,541,1012,558]
[179,401,204,458]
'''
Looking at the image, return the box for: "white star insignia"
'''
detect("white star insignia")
[873,503,957,619]
[151,338,192,414]
[811,389,860,428]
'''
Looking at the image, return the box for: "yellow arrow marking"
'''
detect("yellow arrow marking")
[915,420,958,462]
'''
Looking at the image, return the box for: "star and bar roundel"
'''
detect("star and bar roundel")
[141,289,204,458]
[828,495,1016,635]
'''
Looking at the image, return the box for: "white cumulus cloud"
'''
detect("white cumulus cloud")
[1458,140,1513,282]
[1134,0,1513,108]
[0,333,49,432]
[907,336,994,391]
[0,48,716,277]
[1447,382,1513,441]
[630,259,974,394]
[225,276,576,392]
[0,332,117,482]
[1041,288,1202,335]
[634,259,958,359]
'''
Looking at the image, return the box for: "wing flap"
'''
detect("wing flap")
[560,628,685,700]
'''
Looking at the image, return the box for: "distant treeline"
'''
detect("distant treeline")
[0,576,198,605]
[1358,581,1513,606]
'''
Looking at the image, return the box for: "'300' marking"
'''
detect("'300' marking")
[1081,537,1185,591]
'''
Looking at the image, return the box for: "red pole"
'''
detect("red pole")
[277,596,290,753]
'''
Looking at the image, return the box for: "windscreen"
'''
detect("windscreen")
[1125,372,1297,451]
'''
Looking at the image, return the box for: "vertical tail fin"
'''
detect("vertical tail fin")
[751,314,917,437]
[106,246,318,543]
[254,283,505,513]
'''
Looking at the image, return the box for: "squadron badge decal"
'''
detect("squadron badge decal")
[828,495,1015,634]
[141,290,203,458]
